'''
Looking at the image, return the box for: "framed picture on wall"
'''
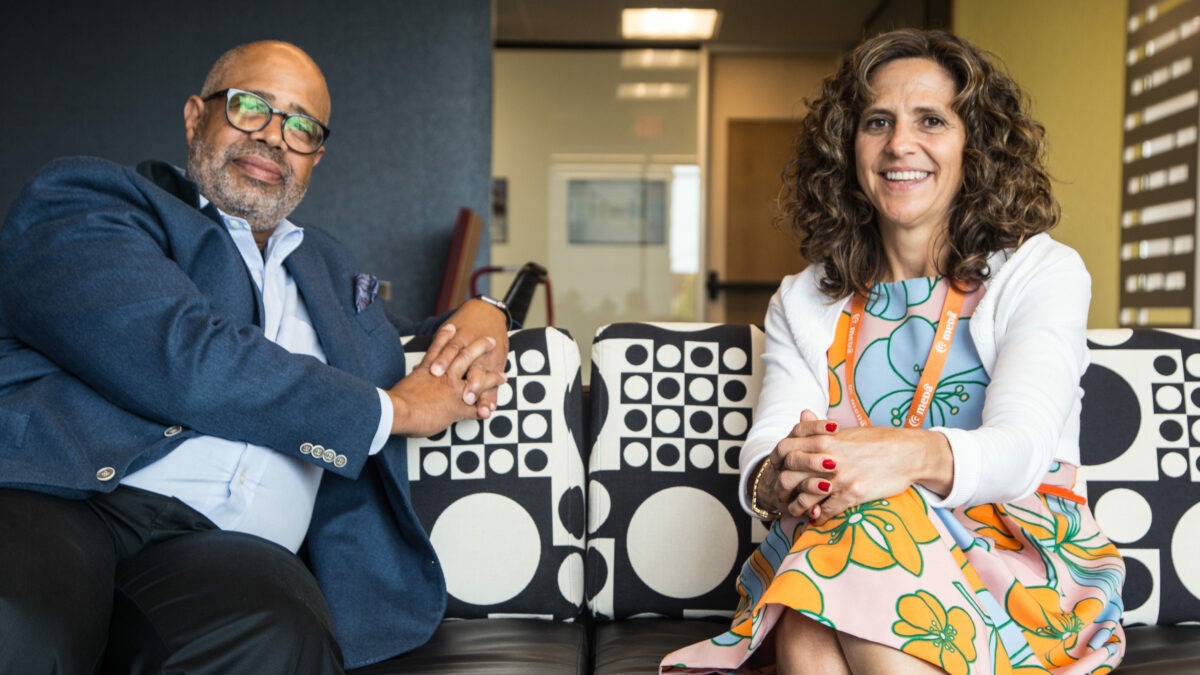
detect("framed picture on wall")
[566,177,667,245]
[491,177,508,243]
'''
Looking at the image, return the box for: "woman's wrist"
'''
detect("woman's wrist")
[914,430,955,497]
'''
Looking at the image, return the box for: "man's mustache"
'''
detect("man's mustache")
[224,144,292,181]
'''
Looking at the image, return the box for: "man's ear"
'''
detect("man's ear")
[183,96,206,144]
[311,145,325,168]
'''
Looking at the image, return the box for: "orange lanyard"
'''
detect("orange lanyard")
[841,283,1087,505]
[844,283,966,429]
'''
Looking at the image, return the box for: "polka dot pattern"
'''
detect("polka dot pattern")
[401,328,585,620]
[430,494,541,605]
[1082,329,1200,625]
[587,322,765,620]
[397,325,1200,636]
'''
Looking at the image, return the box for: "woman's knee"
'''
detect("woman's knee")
[775,610,850,675]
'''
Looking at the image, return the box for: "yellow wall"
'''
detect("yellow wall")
[955,1,1127,328]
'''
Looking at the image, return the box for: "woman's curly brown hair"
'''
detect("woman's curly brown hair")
[781,28,1059,299]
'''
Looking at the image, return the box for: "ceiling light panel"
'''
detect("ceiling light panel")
[621,8,720,40]
[620,49,700,69]
[617,82,693,100]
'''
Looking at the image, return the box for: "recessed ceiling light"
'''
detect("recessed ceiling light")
[621,8,720,40]
[620,49,700,70]
[617,82,692,100]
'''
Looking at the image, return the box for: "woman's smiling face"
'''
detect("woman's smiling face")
[855,57,966,241]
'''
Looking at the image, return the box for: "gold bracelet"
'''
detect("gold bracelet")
[750,457,781,520]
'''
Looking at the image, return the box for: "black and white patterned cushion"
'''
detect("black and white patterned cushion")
[1081,328,1200,626]
[402,327,586,620]
[586,322,766,620]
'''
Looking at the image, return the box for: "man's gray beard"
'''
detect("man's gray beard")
[186,136,308,232]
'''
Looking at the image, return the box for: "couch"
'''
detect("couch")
[350,323,1200,674]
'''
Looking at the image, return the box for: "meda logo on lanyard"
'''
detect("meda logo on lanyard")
[933,310,958,355]
[909,382,937,427]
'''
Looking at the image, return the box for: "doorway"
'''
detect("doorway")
[714,119,808,326]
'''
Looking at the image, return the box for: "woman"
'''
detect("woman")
[662,29,1125,674]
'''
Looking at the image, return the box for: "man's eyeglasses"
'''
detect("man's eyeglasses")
[203,88,330,155]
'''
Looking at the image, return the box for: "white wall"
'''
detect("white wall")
[493,49,701,372]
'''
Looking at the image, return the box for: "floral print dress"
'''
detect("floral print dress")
[661,277,1126,674]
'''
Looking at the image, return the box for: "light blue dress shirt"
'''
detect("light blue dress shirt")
[123,200,392,552]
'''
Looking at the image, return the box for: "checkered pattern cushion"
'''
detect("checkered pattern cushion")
[1081,328,1200,626]
[402,327,586,620]
[585,322,766,620]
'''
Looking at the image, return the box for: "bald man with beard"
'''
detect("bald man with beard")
[0,41,509,673]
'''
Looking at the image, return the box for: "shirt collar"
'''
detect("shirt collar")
[197,193,304,259]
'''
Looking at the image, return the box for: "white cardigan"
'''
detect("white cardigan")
[738,233,1092,515]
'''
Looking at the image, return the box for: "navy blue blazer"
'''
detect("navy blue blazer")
[0,157,447,668]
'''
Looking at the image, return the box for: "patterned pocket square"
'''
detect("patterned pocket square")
[354,273,380,313]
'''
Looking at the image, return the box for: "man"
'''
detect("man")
[0,41,508,672]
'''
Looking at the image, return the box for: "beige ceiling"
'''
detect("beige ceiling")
[494,0,946,52]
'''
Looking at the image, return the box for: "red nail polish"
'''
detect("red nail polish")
[825,422,838,432]
[822,459,837,470]
[818,480,831,492]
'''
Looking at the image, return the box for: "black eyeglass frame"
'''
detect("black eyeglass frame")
[203,87,331,155]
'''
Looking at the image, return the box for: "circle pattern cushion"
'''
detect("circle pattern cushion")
[586,322,766,620]
[1082,328,1200,626]
[403,327,586,620]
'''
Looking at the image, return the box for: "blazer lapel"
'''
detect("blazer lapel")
[286,241,371,379]
[135,160,265,325]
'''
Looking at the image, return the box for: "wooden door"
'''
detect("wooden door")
[718,119,808,325]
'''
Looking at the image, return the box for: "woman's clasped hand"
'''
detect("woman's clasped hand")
[763,410,954,525]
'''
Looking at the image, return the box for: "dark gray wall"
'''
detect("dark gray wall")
[0,1,492,317]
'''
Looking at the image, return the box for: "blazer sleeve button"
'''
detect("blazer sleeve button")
[321,448,336,463]
[300,443,314,455]
[333,454,347,468]
[96,467,116,481]
[164,425,183,437]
